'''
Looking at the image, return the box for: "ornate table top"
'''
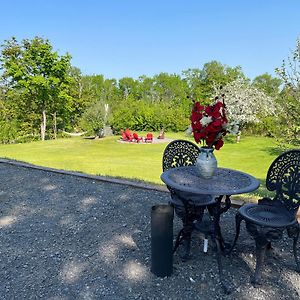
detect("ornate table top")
[161,166,260,195]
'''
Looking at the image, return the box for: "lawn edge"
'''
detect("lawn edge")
[0,157,244,208]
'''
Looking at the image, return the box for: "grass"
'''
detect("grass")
[0,132,282,200]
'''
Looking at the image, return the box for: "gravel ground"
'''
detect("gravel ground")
[0,162,299,300]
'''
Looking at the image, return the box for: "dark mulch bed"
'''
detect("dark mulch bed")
[0,162,299,299]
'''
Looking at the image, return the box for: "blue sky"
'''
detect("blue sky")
[1,0,299,80]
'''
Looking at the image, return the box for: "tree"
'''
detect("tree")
[219,80,276,131]
[252,73,281,97]
[0,37,72,140]
[79,101,107,137]
[118,77,139,99]
[200,61,248,97]
[275,38,300,145]
[181,68,204,101]
[182,61,247,102]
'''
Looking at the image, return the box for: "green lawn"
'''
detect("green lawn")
[0,133,281,200]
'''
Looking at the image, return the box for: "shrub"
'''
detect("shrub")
[110,98,189,132]
[79,101,106,136]
[0,119,19,143]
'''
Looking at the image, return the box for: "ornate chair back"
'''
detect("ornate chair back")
[162,139,199,171]
[265,149,300,215]
[229,149,300,286]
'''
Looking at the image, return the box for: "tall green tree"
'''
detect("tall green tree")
[252,73,281,97]
[152,72,188,104]
[118,77,139,99]
[182,68,204,101]
[275,38,300,145]
[201,60,248,97]
[0,36,72,140]
[182,61,247,102]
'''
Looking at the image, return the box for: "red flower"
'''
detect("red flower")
[191,112,203,123]
[206,133,216,145]
[193,131,202,143]
[215,139,224,150]
[193,102,204,112]
[190,99,228,150]
[191,121,202,131]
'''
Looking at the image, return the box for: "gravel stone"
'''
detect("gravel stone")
[0,162,299,299]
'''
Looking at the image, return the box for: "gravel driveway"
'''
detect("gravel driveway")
[0,161,299,300]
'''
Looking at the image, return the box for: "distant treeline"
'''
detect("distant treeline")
[0,36,299,146]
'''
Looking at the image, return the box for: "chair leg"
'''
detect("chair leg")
[227,212,243,254]
[179,214,194,261]
[251,239,268,286]
[287,222,300,272]
[173,201,194,261]
[180,236,192,262]
[173,228,184,253]
[213,236,232,294]
[293,236,300,273]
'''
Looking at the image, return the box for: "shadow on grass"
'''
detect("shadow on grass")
[238,178,275,204]
[253,178,275,198]
[263,146,284,157]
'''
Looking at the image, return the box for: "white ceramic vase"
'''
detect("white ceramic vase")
[195,147,217,179]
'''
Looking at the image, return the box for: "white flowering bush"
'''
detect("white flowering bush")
[215,80,276,128]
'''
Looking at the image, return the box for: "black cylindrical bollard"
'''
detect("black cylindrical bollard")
[151,204,174,277]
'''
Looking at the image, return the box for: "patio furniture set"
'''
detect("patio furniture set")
[154,139,300,294]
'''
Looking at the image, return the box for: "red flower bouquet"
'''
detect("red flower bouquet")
[190,97,228,150]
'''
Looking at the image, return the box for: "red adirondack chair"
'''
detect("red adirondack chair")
[145,132,153,143]
[125,129,134,141]
[133,132,142,143]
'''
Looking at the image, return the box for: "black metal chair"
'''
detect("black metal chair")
[228,149,300,285]
[162,140,226,260]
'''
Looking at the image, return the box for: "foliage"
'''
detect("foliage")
[0,36,290,146]
[252,73,282,97]
[220,79,276,128]
[110,96,189,132]
[243,117,277,137]
[0,36,73,140]
[275,38,300,146]
[0,120,19,143]
[182,61,247,100]
[79,101,107,136]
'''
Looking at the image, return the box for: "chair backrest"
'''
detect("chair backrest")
[146,133,153,140]
[266,149,300,213]
[162,139,199,171]
[125,129,133,139]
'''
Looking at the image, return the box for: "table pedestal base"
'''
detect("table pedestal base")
[171,195,232,294]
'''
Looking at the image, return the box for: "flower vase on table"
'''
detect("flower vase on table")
[190,94,238,179]
[195,146,217,179]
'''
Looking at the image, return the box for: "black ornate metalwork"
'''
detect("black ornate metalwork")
[266,150,300,212]
[162,166,260,195]
[228,149,300,286]
[162,140,233,294]
[162,139,199,172]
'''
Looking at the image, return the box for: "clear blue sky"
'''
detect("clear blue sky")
[1,0,299,80]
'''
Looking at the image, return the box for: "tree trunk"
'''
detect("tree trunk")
[41,110,46,141]
[53,112,57,139]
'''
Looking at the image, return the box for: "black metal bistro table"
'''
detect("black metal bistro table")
[161,166,260,293]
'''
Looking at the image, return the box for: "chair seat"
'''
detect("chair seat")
[239,203,297,228]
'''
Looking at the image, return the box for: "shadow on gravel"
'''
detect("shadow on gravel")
[0,162,299,300]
